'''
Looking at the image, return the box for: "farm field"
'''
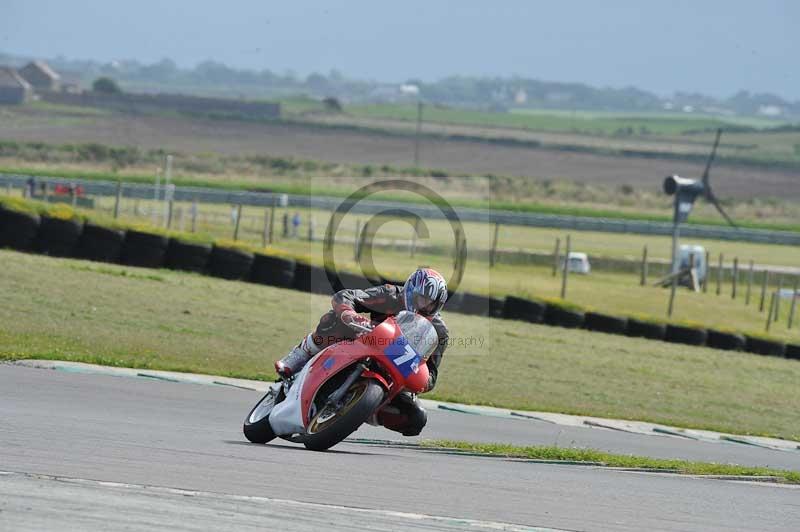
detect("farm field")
[1,249,799,440]
[1,102,799,202]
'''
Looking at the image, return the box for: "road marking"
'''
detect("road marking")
[0,470,571,531]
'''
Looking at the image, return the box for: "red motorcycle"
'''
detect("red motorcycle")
[243,311,437,451]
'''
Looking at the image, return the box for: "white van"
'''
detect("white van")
[564,252,591,274]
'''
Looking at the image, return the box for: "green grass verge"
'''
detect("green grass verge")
[3,164,800,233]
[421,440,800,482]
[1,249,799,440]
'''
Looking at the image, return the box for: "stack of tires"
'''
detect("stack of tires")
[121,231,169,268]
[250,253,295,288]
[706,329,746,351]
[583,312,627,335]
[34,215,83,257]
[502,296,546,323]
[165,239,212,273]
[207,245,254,280]
[75,223,125,263]
[626,318,666,340]
[544,302,585,329]
[0,204,40,251]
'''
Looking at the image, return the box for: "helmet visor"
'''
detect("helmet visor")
[413,293,438,316]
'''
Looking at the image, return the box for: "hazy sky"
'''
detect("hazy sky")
[1,0,797,99]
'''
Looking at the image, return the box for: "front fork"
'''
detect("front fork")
[325,360,368,409]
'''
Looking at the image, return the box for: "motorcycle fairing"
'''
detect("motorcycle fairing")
[268,361,313,436]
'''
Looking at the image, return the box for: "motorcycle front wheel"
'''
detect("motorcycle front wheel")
[302,380,385,451]
[243,387,280,444]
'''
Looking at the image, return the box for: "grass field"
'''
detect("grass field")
[1,249,798,440]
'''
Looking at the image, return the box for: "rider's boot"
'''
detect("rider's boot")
[275,333,320,378]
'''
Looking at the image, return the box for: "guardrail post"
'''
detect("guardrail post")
[702,250,710,292]
[268,197,277,244]
[191,199,198,233]
[354,219,361,261]
[715,253,723,295]
[731,257,738,299]
[788,278,798,329]
[167,200,174,229]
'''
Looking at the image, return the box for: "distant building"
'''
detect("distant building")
[19,60,61,91]
[0,66,33,104]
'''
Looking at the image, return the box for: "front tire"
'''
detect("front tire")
[243,388,280,444]
[302,380,385,451]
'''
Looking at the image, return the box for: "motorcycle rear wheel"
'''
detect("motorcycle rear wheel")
[302,380,385,451]
[243,388,280,444]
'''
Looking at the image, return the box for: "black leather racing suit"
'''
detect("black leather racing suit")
[309,284,449,436]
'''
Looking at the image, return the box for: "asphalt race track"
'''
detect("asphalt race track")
[1,364,798,531]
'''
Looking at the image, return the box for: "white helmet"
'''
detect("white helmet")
[403,268,448,316]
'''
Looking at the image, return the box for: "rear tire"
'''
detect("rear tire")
[243,389,280,444]
[302,380,385,451]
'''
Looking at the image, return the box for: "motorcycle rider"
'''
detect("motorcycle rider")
[275,267,449,436]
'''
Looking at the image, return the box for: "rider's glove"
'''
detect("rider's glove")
[340,309,371,333]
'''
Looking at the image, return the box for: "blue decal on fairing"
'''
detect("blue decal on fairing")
[322,357,335,370]
[383,336,422,378]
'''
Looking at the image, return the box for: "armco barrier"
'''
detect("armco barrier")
[3,172,800,246]
[2,197,798,362]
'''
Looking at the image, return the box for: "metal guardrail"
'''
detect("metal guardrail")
[2,172,799,246]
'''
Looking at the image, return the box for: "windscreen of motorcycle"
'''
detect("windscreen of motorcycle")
[395,310,438,361]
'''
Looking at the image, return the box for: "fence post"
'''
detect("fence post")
[560,235,570,299]
[731,257,738,299]
[233,204,243,241]
[774,276,783,322]
[178,206,185,232]
[745,260,754,305]
[640,245,648,286]
[715,253,723,295]
[489,223,500,268]
[759,271,769,312]
[262,209,269,247]
[268,197,277,244]
[552,237,561,277]
[765,292,776,332]
[113,180,122,219]
[702,250,710,292]
[191,199,198,233]
[166,200,174,229]
[788,278,798,329]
